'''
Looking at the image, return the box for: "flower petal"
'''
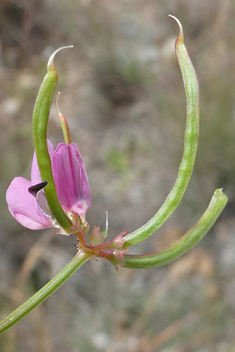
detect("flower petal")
[52,143,91,217]
[31,139,54,184]
[6,177,52,230]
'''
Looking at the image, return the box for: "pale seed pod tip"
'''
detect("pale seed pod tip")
[169,15,184,43]
[47,45,74,72]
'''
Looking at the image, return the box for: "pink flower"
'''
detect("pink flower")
[6,140,91,230]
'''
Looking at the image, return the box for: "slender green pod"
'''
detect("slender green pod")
[56,93,72,145]
[123,189,227,269]
[32,47,73,231]
[123,16,199,248]
[0,251,92,335]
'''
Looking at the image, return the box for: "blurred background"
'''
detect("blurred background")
[0,0,235,351]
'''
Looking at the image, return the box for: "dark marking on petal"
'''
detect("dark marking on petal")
[28,181,48,196]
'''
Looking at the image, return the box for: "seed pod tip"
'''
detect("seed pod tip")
[169,15,184,43]
[47,45,74,72]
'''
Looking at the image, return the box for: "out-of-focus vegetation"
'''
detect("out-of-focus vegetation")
[0,0,235,351]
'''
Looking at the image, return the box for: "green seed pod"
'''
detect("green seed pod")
[32,47,73,231]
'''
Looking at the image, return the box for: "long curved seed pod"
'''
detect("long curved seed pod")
[123,189,227,269]
[32,47,73,231]
[123,16,199,248]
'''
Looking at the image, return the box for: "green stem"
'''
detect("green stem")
[123,17,199,248]
[0,250,91,335]
[123,189,227,269]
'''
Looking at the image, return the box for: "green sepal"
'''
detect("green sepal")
[89,226,107,246]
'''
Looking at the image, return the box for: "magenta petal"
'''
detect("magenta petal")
[52,143,91,217]
[31,140,54,184]
[6,177,52,230]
